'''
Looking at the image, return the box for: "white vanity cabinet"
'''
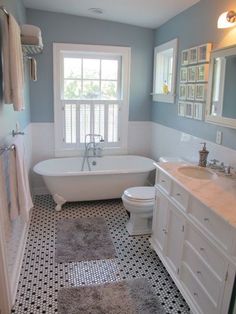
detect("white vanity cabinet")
[151,165,236,314]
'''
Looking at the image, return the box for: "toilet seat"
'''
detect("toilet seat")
[123,186,155,202]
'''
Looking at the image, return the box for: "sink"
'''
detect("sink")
[177,166,216,180]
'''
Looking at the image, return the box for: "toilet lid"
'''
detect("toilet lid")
[124,187,155,201]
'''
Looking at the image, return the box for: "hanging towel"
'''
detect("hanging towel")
[2,13,11,104]
[8,14,25,111]
[30,57,37,81]
[9,148,19,220]
[0,154,11,238]
[8,137,33,222]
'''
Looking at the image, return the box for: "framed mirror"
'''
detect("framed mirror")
[152,38,178,103]
[206,45,236,128]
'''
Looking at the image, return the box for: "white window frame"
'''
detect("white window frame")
[53,43,131,157]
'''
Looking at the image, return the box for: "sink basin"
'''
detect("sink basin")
[177,166,216,180]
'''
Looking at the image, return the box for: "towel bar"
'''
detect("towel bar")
[0,6,9,16]
[0,144,15,156]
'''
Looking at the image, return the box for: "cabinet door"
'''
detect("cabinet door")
[165,202,185,275]
[152,192,169,253]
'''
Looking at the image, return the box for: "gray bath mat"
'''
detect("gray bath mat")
[58,278,166,314]
[55,217,116,263]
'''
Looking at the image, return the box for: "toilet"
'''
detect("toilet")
[122,156,183,235]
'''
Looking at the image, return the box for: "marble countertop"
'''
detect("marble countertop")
[155,162,236,228]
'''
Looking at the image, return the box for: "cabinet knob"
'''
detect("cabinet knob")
[200,247,205,252]
[161,179,166,183]
[196,270,201,275]
[203,217,210,222]
[176,193,181,196]
[193,292,198,297]
[162,228,168,234]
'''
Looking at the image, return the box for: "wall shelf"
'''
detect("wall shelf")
[22,44,43,56]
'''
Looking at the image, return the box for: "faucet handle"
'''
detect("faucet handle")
[210,159,219,164]
[224,165,234,175]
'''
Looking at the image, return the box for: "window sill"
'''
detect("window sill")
[55,147,128,158]
[152,93,175,103]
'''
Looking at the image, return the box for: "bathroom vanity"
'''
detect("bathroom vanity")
[150,162,236,314]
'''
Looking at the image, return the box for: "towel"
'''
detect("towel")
[2,13,25,111]
[21,34,43,47]
[8,14,25,111]
[0,154,11,238]
[2,13,11,104]
[30,57,37,81]
[21,24,43,47]
[8,137,33,222]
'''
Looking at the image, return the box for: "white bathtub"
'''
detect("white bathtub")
[33,155,155,210]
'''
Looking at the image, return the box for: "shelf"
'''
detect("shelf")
[22,44,43,56]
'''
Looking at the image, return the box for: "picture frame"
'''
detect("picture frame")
[193,103,203,120]
[178,102,186,116]
[195,84,206,101]
[181,50,189,66]
[198,43,212,63]
[189,47,198,64]
[196,64,209,82]
[185,102,193,118]
[179,84,187,100]
[180,67,188,83]
[187,66,196,82]
[187,84,195,100]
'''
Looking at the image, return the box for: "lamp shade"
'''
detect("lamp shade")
[218,11,236,29]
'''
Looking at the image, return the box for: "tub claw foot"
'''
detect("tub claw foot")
[53,194,66,211]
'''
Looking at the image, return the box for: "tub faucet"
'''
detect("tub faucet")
[81,134,104,171]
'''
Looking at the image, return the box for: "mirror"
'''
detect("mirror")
[206,45,236,128]
[152,38,178,103]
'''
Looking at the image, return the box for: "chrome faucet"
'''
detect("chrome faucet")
[81,134,104,171]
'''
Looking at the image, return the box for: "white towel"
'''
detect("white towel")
[9,148,19,220]
[9,14,25,111]
[8,137,33,222]
[21,24,42,38]
[2,13,11,104]
[0,154,11,238]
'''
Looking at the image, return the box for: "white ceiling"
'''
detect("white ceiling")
[23,0,200,29]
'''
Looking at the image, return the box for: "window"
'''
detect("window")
[53,43,131,156]
[152,38,178,103]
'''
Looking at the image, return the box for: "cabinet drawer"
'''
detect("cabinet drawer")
[181,263,218,314]
[171,181,189,211]
[189,198,233,252]
[156,170,171,194]
[185,224,227,279]
[183,242,223,304]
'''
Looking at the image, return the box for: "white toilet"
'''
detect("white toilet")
[122,156,183,235]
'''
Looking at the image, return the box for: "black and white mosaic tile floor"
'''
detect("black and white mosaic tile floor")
[12,195,190,314]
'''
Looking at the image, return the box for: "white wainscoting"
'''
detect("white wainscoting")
[30,121,152,194]
[151,122,236,167]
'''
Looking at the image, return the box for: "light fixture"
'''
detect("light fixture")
[217,10,236,29]
[88,8,103,15]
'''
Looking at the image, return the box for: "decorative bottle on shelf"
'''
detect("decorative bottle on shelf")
[162,81,169,94]
[198,142,209,167]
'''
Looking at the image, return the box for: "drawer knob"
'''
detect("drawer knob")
[196,270,201,275]
[204,217,210,222]
[193,292,198,297]
[200,247,205,251]
[176,193,181,196]
[162,228,168,234]
[161,179,166,183]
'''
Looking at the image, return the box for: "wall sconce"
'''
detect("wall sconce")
[217,10,236,29]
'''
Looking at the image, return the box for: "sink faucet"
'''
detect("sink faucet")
[198,143,209,167]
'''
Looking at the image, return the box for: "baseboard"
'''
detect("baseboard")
[32,186,49,196]
[9,217,30,307]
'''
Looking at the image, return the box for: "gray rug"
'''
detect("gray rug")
[58,278,166,314]
[55,217,116,263]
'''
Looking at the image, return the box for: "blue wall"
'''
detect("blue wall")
[0,0,30,142]
[152,0,236,150]
[26,9,154,122]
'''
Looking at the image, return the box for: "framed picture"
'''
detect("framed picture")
[180,67,188,83]
[181,50,189,66]
[187,66,196,82]
[178,102,186,116]
[185,102,193,118]
[189,47,198,64]
[187,84,195,100]
[196,64,209,82]
[198,43,212,63]
[179,84,187,100]
[193,103,203,120]
[195,84,206,101]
